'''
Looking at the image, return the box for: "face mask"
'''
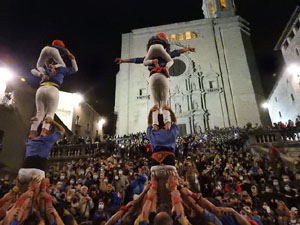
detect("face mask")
[273,182,279,186]
[104,179,108,183]
[70,180,75,184]
[115,176,119,180]
[283,178,289,182]
[240,176,243,181]
[55,193,60,198]
[118,171,123,175]
[60,176,65,180]
[266,188,271,193]
[93,175,98,180]
[284,187,290,191]
[98,203,104,210]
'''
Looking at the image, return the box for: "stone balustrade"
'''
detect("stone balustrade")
[48,143,99,161]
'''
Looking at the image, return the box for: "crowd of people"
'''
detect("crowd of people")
[1,33,300,225]
[1,127,300,225]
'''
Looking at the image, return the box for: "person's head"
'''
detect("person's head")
[273,179,279,186]
[62,214,76,225]
[80,186,88,196]
[157,203,171,215]
[284,184,291,192]
[290,207,298,219]
[106,184,113,193]
[156,32,168,40]
[98,200,105,211]
[251,185,257,194]
[23,211,41,225]
[52,39,65,47]
[153,212,173,225]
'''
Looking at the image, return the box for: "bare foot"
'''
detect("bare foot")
[152,124,159,131]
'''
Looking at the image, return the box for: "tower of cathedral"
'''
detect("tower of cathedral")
[114,0,270,135]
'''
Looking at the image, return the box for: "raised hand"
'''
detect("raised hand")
[150,104,159,112]
[163,67,170,77]
[114,58,122,64]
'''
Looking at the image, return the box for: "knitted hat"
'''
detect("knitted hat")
[156,32,168,40]
[52,40,65,47]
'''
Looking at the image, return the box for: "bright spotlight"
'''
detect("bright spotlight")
[98,118,106,128]
[287,64,300,75]
[73,93,84,106]
[0,68,14,82]
[262,102,269,109]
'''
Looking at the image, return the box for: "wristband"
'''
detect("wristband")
[45,198,52,204]
[168,181,177,190]
[146,196,154,202]
[192,192,202,201]
[41,180,48,189]
[172,196,182,204]
[16,196,25,207]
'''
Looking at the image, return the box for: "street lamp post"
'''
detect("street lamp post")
[0,67,14,104]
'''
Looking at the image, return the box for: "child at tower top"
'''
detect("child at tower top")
[115,32,195,76]
[35,39,70,74]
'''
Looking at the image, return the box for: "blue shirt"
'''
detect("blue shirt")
[25,132,62,159]
[45,66,76,85]
[132,50,181,71]
[146,124,179,151]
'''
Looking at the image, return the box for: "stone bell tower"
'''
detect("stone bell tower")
[114,0,270,135]
[202,0,235,18]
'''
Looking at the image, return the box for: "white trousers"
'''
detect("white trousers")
[143,44,174,68]
[18,168,45,184]
[37,46,66,73]
[149,73,170,125]
[31,86,59,131]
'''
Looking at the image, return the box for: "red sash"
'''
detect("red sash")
[152,151,175,163]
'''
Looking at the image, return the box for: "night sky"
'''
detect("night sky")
[0,0,299,134]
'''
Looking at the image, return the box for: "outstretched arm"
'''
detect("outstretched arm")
[115,57,145,64]
[65,50,78,72]
[45,117,65,135]
[178,47,195,53]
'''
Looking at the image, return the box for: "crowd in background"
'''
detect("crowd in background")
[1,127,300,225]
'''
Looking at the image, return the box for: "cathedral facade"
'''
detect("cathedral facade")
[114,0,270,135]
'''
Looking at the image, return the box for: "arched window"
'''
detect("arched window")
[178,33,184,41]
[220,0,226,8]
[185,31,191,40]
[170,34,176,41]
[209,0,215,15]
[192,32,198,38]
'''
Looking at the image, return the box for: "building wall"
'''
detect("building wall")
[268,10,300,124]
[115,16,269,135]
[268,72,299,124]
[0,78,36,174]
[73,102,101,140]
